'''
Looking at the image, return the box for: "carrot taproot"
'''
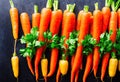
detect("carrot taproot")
[102,0,111,32]
[34,0,52,80]
[83,53,93,82]
[9,0,19,40]
[76,10,83,31]
[118,8,120,28]
[32,5,40,28]
[20,12,35,75]
[75,70,79,82]
[92,2,103,77]
[71,6,91,82]
[41,58,48,82]
[47,0,62,77]
[56,67,61,82]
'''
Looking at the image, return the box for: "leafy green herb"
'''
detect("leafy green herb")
[81,34,96,56]
[20,27,45,58]
[97,31,113,57]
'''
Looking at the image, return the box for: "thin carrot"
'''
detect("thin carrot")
[47,0,62,77]
[92,2,103,77]
[83,53,93,82]
[71,6,91,82]
[32,5,41,28]
[75,70,79,82]
[76,10,83,31]
[56,67,61,82]
[34,0,52,80]
[9,0,19,40]
[20,12,34,75]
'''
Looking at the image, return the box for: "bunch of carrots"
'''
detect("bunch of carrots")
[9,0,120,82]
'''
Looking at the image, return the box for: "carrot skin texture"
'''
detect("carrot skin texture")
[83,54,93,82]
[32,13,41,28]
[92,9,103,77]
[118,9,120,28]
[101,53,110,81]
[102,7,111,32]
[11,56,19,78]
[20,12,31,35]
[35,8,52,80]
[76,10,83,31]
[75,70,79,82]
[56,67,61,82]
[71,11,91,82]
[10,7,19,40]
[41,59,48,77]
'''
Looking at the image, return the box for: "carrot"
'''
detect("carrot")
[117,8,120,28]
[71,6,91,82]
[9,0,19,40]
[100,0,112,81]
[102,0,111,32]
[41,58,48,82]
[92,2,103,77]
[56,67,61,82]
[83,54,93,82]
[47,0,62,77]
[20,12,35,75]
[11,52,19,79]
[32,5,41,28]
[76,10,83,31]
[75,70,79,82]
[34,0,52,80]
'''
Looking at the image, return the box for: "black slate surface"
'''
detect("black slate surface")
[0,0,120,82]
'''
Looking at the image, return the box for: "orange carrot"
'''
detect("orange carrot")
[83,53,93,82]
[34,0,52,80]
[47,0,62,77]
[100,0,112,80]
[20,12,34,75]
[56,67,61,82]
[9,0,19,40]
[71,6,91,82]
[92,3,103,77]
[76,10,83,31]
[32,5,41,28]
[118,8,120,28]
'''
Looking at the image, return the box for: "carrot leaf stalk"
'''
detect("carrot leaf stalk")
[112,0,120,12]
[105,0,112,7]
[67,4,75,12]
[34,5,39,13]
[95,2,99,10]
[53,0,58,11]
[9,0,14,8]
[46,0,53,9]
[83,5,89,12]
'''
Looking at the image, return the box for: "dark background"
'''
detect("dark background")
[0,0,119,82]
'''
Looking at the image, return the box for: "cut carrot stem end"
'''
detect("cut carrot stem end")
[53,0,58,11]
[46,0,52,9]
[34,5,39,13]
[67,4,75,12]
[9,0,14,8]
[83,5,89,12]
[95,2,98,10]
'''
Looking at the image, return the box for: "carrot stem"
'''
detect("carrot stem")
[111,52,116,58]
[9,0,14,8]
[46,0,52,9]
[62,54,66,60]
[53,0,58,11]
[95,2,98,10]
[67,4,75,12]
[83,5,89,12]
[34,5,39,13]
[105,0,112,7]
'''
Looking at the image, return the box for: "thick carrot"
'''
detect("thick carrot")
[83,53,93,82]
[118,8,120,28]
[20,12,34,75]
[100,0,112,81]
[47,0,62,77]
[41,58,48,82]
[32,5,41,28]
[71,6,91,82]
[34,0,52,80]
[92,3,103,77]
[9,0,19,40]
[76,10,83,31]
[102,0,111,32]
[56,67,61,82]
